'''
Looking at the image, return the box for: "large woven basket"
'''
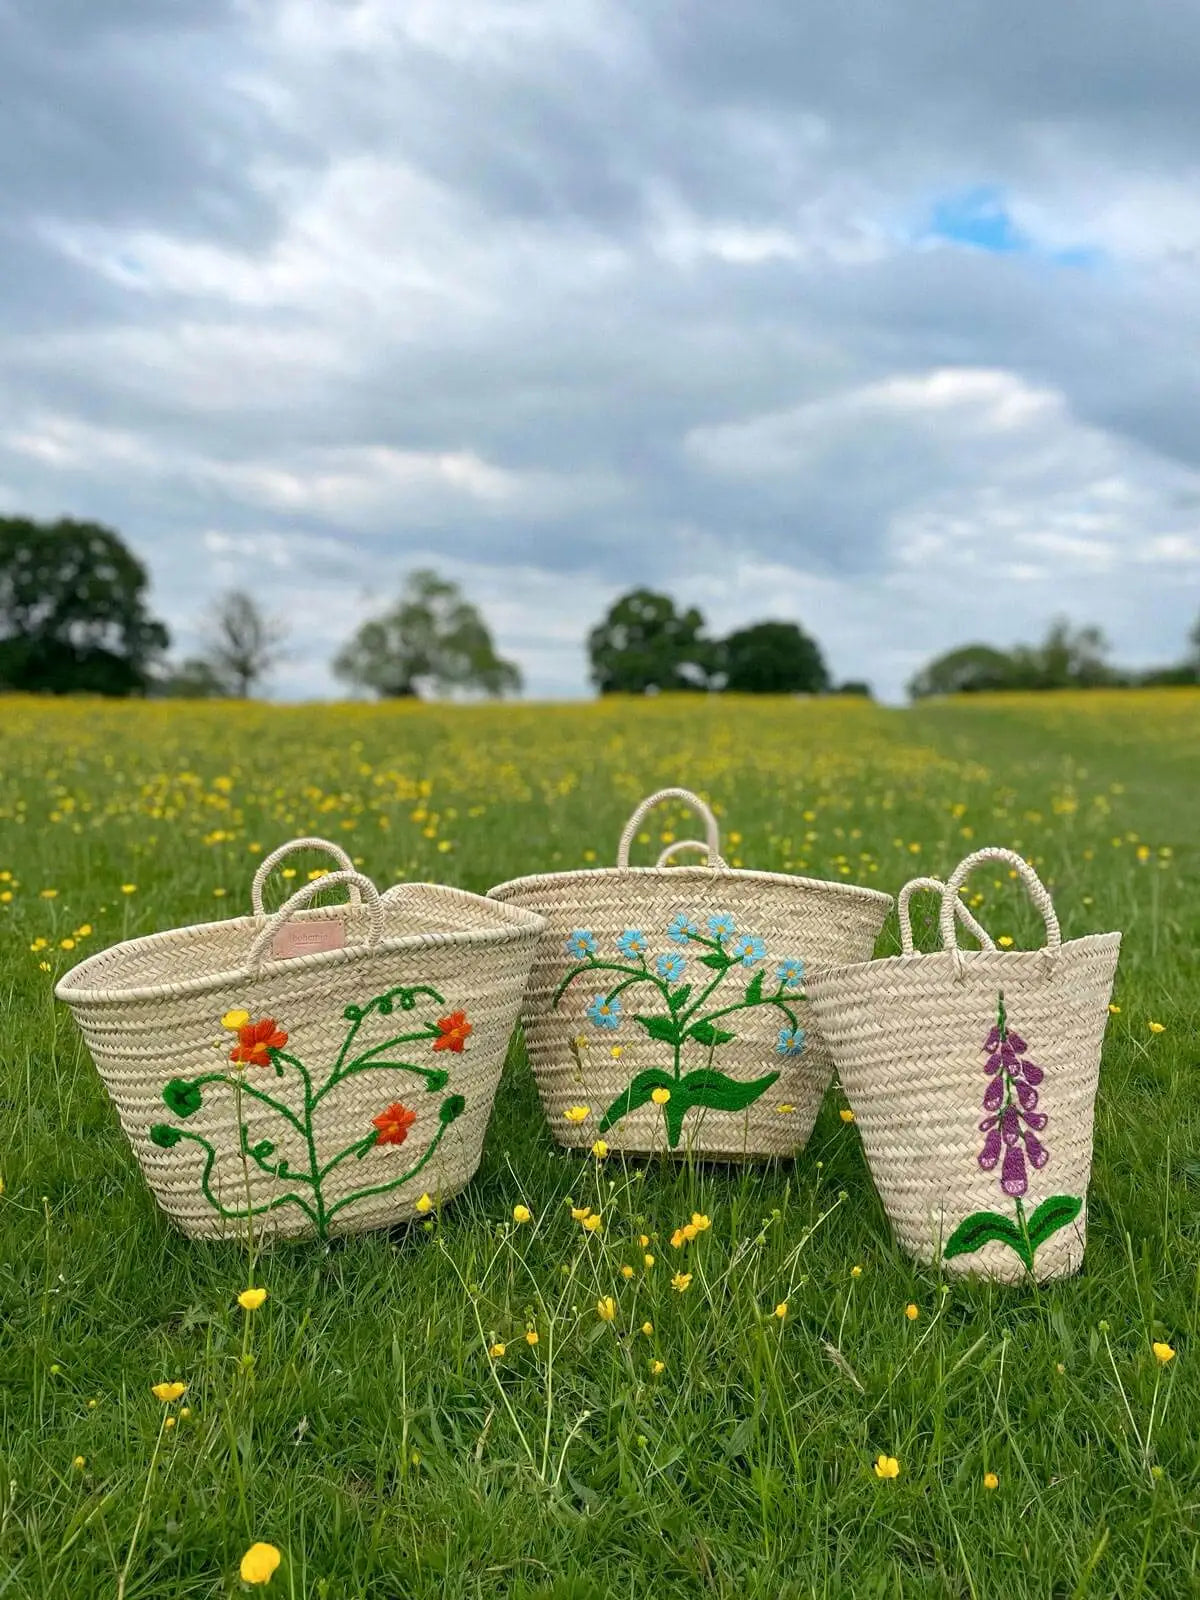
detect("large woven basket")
[807,848,1121,1283]
[488,788,892,1160]
[56,838,544,1242]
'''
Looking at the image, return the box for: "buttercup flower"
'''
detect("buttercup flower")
[655,951,687,982]
[1149,1021,1165,1034]
[1153,1341,1176,1364]
[774,1302,788,1319]
[229,1017,288,1068]
[563,1105,590,1123]
[570,1205,592,1222]
[706,911,736,940]
[221,1009,250,1031]
[239,1541,282,1585]
[667,913,700,945]
[512,1204,532,1224]
[566,929,597,959]
[525,1330,539,1346]
[905,1303,919,1321]
[776,1026,806,1057]
[582,1212,603,1232]
[874,1455,900,1480]
[839,1109,856,1123]
[651,1359,665,1375]
[238,1287,268,1311]
[152,1382,187,1403]
[775,958,805,989]
[621,1264,635,1279]
[641,1320,654,1336]
[651,1087,671,1105]
[433,1011,472,1052]
[372,1103,417,1146]
[488,1343,506,1359]
[983,1471,999,1490]
[590,1139,609,1159]
[616,928,648,958]
[643,1253,655,1267]
[671,1272,693,1292]
[690,1212,711,1232]
[586,994,622,1030]
[728,932,766,967]
[597,1297,616,1322]
[415,1193,433,1214]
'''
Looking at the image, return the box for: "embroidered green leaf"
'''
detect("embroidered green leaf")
[744,970,764,1005]
[633,1013,682,1045]
[149,1123,183,1149]
[688,1019,737,1047]
[699,952,731,971]
[597,1069,678,1133]
[439,1094,466,1125]
[678,1067,781,1113]
[163,1078,203,1118]
[943,1209,1032,1268]
[1026,1194,1083,1253]
[667,983,692,1013]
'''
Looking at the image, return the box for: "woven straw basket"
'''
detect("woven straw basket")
[56,838,544,1242]
[806,848,1121,1283]
[488,788,892,1160]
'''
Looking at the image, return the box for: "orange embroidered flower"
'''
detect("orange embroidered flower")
[433,1011,472,1053]
[229,1017,288,1068]
[372,1103,417,1146]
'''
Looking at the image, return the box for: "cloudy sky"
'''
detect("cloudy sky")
[3,0,1199,699]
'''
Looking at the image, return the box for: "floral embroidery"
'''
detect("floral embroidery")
[148,985,469,1239]
[944,992,1082,1273]
[229,1017,288,1068]
[433,1011,472,1053]
[554,913,807,1148]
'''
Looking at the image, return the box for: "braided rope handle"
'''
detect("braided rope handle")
[246,870,382,975]
[655,839,729,869]
[938,848,1061,972]
[251,836,360,914]
[898,875,996,956]
[617,788,721,869]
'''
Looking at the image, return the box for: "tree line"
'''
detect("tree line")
[1,515,1197,700]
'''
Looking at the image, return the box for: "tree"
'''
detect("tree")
[908,644,1017,699]
[1012,617,1115,690]
[0,516,168,695]
[203,591,287,698]
[155,657,229,699]
[588,589,719,694]
[333,569,522,699]
[721,620,830,695]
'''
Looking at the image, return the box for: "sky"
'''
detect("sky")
[2,0,1199,701]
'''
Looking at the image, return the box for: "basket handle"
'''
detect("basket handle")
[617,788,721,869]
[938,848,1061,975]
[246,870,383,975]
[251,836,360,915]
[655,838,729,869]
[898,875,996,956]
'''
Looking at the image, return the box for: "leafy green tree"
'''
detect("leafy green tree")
[721,620,830,695]
[908,644,1017,699]
[1012,618,1115,689]
[203,590,288,697]
[155,658,229,699]
[0,517,168,695]
[333,569,521,699]
[588,589,718,694]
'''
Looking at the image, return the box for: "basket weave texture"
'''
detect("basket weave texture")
[488,788,892,1160]
[807,849,1121,1283]
[56,838,544,1241]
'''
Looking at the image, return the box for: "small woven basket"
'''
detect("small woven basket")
[806,848,1121,1283]
[56,838,544,1242]
[488,788,892,1160]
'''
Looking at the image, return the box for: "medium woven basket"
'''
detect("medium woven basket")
[488,787,892,1160]
[56,837,544,1242]
[807,848,1121,1283]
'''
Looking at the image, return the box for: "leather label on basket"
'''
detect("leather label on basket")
[272,920,345,960]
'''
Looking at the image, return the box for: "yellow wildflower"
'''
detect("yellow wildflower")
[621,1264,635,1279]
[874,1455,900,1480]
[582,1213,603,1233]
[1153,1341,1175,1364]
[597,1297,616,1322]
[525,1330,539,1346]
[238,1287,268,1311]
[570,1205,592,1222]
[563,1105,590,1124]
[39,888,58,899]
[221,1009,250,1031]
[512,1204,533,1224]
[905,1303,919,1321]
[591,1139,609,1159]
[690,1213,711,1233]
[983,1471,999,1490]
[239,1543,282,1585]
[151,1382,187,1403]
[73,1455,85,1469]
[644,1253,655,1268]
[1109,1003,1121,1014]
[651,1359,665,1375]
[774,1302,788,1319]
[851,1266,863,1278]
[670,1227,686,1249]
[997,935,1014,948]
[1149,1021,1165,1034]
[120,884,137,895]
[164,1416,176,1430]
[651,1087,671,1104]
[641,1321,654,1336]
[488,1343,506,1359]
[671,1272,692,1293]
[638,1234,650,1247]
[839,1108,855,1123]
[415,1193,433,1214]
[59,937,75,950]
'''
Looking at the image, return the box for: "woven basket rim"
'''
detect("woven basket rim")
[805,928,1122,997]
[55,883,545,1007]
[487,863,893,909]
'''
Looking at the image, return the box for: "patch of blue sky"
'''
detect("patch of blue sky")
[921,185,1102,268]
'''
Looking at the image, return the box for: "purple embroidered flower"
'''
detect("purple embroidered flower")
[975,993,1049,1200]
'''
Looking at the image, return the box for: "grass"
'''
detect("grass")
[0,688,1198,1599]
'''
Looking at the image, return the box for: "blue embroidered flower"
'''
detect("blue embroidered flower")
[566,929,597,959]
[776,957,805,990]
[616,928,648,959]
[707,911,736,941]
[587,993,623,1030]
[667,912,700,945]
[655,951,687,982]
[777,1026,806,1056]
[729,932,766,967]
